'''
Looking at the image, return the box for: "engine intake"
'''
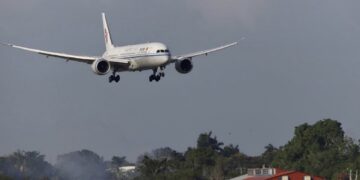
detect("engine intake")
[91,59,111,75]
[175,59,193,74]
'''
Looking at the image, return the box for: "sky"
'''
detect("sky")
[1,0,360,163]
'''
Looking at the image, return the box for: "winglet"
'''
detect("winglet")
[102,13,115,51]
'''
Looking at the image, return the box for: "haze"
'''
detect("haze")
[1,0,360,163]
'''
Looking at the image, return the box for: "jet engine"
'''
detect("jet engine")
[91,59,111,75]
[175,59,193,74]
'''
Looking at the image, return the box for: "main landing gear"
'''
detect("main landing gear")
[149,67,165,82]
[109,71,120,83]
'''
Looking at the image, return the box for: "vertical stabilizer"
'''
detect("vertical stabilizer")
[102,13,114,50]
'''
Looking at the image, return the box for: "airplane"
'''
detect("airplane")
[1,13,238,83]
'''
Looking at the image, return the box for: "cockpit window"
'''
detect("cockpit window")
[157,49,170,53]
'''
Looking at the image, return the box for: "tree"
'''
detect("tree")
[261,144,278,166]
[151,147,184,161]
[222,144,239,157]
[136,155,175,180]
[0,151,53,179]
[134,131,268,179]
[197,132,224,152]
[272,119,360,179]
[135,147,187,180]
[112,156,130,167]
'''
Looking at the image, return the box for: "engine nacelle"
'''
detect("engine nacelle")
[175,59,193,74]
[91,59,111,75]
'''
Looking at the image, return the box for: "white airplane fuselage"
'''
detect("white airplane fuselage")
[103,42,171,72]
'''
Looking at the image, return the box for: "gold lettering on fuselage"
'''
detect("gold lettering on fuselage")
[139,47,150,52]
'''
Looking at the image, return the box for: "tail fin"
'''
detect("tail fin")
[102,13,114,50]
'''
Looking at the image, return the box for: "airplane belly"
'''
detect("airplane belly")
[134,56,168,70]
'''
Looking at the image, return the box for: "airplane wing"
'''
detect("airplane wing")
[1,42,99,64]
[172,42,238,61]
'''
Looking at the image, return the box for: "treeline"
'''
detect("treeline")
[136,119,360,179]
[0,119,359,180]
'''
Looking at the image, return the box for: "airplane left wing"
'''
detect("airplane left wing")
[1,43,99,64]
[172,42,238,61]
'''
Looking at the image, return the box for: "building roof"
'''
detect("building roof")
[269,170,296,178]
[270,170,324,180]
[230,168,324,180]
[244,176,271,180]
[229,174,251,180]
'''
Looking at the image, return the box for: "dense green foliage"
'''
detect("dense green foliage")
[0,119,359,180]
[135,132,263,180]
[135,119,360,179]
[273,119,360,179]
[0,151,53,179]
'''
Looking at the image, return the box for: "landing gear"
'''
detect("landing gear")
[149,74,157,82]
[149,67,165,82]
[149,74,161,82]
[109,71,120,83]
[109,75,120,83]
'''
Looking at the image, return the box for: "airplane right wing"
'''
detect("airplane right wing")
[1,42,131,69]
[172,42,238,61]
[1,42,99,64]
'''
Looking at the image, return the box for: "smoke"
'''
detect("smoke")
[0,150,113,180]
[55,149,110,180]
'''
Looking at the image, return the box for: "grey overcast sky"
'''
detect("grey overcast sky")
[1,0,360,163]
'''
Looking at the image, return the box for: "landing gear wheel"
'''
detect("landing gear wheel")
[149,75,155,82]
[115,75,120,83]
[109,75,114,83]
[155,75,161,82]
